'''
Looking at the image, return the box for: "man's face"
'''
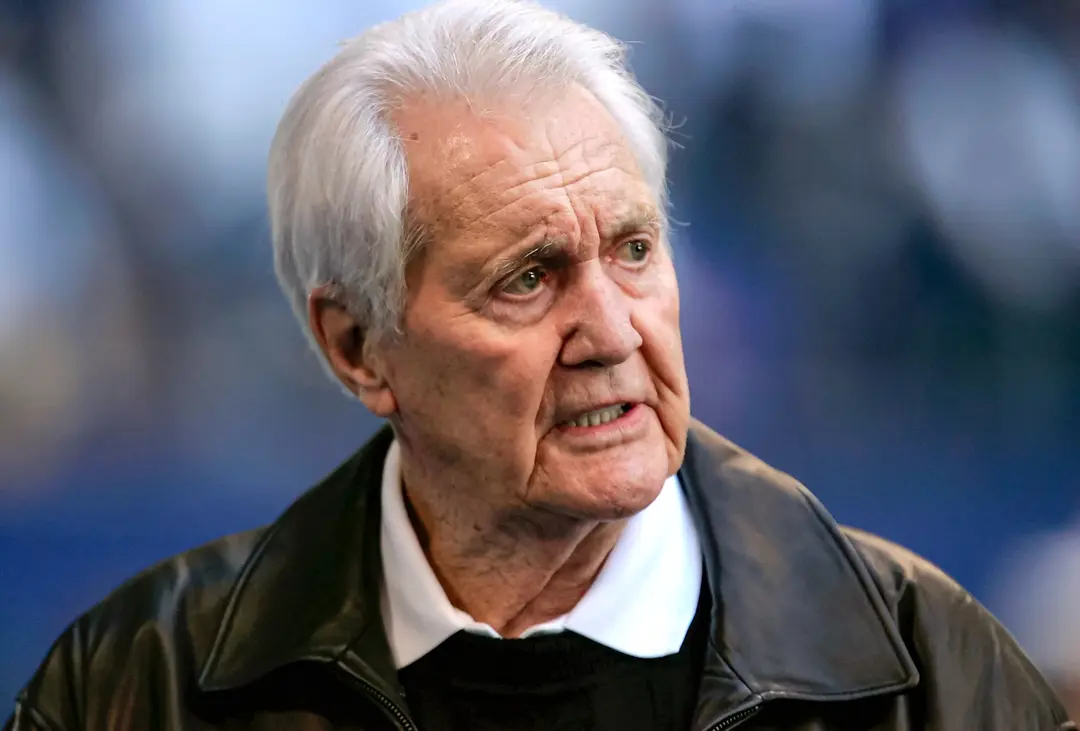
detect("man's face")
[376,85,690,521]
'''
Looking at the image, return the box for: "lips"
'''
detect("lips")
[560,403,632,428]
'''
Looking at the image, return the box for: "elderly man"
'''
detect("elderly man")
[5,1,1073,730]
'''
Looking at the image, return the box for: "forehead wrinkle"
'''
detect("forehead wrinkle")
[488,136,627,206]
[440,130,628,227]
[438,158,557,233]
[406,91,637,234]
[455,163,628,235]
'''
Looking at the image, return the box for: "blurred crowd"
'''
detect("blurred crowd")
[992,518,1080,718]
[1,0,1078,711]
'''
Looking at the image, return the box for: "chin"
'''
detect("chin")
[541,459,669,522]
[584,483,663,521]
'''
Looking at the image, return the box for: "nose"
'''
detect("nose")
[558,263,643,368]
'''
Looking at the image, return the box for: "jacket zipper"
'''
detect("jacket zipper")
[340,669,417,731]
[704,703,762,731]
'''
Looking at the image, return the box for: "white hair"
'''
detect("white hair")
[268,0,670,363]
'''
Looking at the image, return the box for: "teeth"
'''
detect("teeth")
[565,404,627,428]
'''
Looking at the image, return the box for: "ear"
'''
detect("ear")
[308,288,398,417]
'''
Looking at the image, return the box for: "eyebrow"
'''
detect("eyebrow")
[600,206,662,242]
[466,203,663,293]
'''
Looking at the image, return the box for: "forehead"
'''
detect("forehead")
[392,86,654,242]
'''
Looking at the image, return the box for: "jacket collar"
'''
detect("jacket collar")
[198,420,918,711]
[198,426,398,697]
[677,421,918,724]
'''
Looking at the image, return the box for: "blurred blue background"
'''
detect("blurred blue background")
[2,0,1079,707]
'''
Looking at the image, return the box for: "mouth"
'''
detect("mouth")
[559,403,633,429]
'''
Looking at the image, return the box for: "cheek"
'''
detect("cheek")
[638,271,687,387]
[395,321,558,427]
[635,280,690,464]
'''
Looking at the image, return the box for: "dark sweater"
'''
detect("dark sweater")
[397,583,711,731]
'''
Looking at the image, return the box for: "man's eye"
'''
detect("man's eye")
[502,266,548,296]
[617,239,651,264]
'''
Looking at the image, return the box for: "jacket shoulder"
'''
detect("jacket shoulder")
[13,527,268,730]
[842,528,1074,729]
[841,527,963,608]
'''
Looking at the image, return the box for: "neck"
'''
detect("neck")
[400,467,626,637]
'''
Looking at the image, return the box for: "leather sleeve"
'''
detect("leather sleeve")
[5,697,62,731]
[848,528,1076,730]
[5,622,87,731]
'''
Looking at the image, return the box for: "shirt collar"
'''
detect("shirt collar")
[379,439,703,669]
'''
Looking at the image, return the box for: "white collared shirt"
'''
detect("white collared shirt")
[379,439,703,669]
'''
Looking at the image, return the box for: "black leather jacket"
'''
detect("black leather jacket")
[6,422,1074,730]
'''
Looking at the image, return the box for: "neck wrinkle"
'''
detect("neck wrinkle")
[402,466,627,635]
